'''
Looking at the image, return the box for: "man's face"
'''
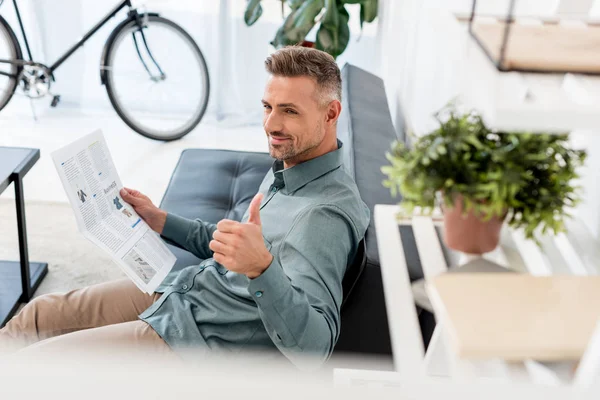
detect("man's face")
[262,76,328,166]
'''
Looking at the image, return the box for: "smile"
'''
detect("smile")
[269,137,290,145]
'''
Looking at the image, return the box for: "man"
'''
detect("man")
[0,46,370,369]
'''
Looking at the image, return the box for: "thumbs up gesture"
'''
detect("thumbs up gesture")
[210,193,274,279]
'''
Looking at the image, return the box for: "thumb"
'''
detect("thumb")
[120,188,144,206]
[247,193,263,226]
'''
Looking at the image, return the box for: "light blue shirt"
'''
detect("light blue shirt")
[140,141,370,369]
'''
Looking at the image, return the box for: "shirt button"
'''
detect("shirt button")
[182,284,188,290]
[255,290,263,298]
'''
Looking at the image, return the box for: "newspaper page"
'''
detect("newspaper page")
[51,130,175,294]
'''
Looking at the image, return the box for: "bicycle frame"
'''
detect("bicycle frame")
[0,0,135,78]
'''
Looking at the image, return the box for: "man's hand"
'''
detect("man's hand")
[210,193,273,279]
[120,188,167,234]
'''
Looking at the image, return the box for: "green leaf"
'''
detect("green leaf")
[244,0,263,26]
[360,0,378,27]
[316,3,350,58]
[271,7,317,48]
[317,0,341,52]
[287,0,305,9]
[292,0,324,31]
[271,10,298,48]
[321,0,340,30]
[271,0,322,48]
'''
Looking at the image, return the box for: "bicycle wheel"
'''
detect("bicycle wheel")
[103,15,210,141]
[0,15,22,112]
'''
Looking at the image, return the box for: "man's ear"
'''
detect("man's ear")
[326,100,342,125]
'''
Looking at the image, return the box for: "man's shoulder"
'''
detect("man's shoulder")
[301,168,370,235]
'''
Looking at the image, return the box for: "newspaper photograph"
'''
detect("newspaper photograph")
[51,130,175,294]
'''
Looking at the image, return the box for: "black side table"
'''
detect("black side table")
[0,147,48,328]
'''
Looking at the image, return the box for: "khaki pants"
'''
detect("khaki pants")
[0,279,174,358]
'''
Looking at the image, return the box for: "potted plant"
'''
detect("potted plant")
[243,0,378,59]
[381,107,587,254]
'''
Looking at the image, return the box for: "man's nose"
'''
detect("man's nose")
[264,110,283,133]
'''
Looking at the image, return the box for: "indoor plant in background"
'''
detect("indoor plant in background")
[381,107,587,255]
[244,0,378,59]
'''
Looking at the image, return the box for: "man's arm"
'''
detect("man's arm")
[120,188,216,260]
[247,205,358,370]
[161,213,217,260]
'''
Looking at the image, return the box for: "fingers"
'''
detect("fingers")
[247,193,263,226]
[122,187,140,196]
[211,225,239,258]
[212,230,236,245]
[120,188,147,206]
[213,252,228,266]
[209,239,227,254]
[216,219,240,233]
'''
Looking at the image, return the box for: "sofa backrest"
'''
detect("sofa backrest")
[332,64,407,359]
[338,64,400,268]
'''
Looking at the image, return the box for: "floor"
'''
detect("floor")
[0,96,269,205]
[0,199,122,297]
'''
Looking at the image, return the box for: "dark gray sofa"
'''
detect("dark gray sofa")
[159,64,435,368]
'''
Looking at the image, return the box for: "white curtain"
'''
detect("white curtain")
[2,0,380,123]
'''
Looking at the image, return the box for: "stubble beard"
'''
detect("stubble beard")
[269,122,323,163]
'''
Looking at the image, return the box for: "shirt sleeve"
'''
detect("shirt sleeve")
[246,205,360,370]
[160,213,217,260]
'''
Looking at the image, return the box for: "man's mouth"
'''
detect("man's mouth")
[269,136,290,145]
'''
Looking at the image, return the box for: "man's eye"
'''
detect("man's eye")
[263,104,271,110]
[286,109,297,114]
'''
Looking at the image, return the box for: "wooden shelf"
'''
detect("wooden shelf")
[472,22,600,74]
[434,10,600,133]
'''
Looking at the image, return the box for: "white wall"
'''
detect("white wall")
[571,133,600,238]
[376,0,569,137]
[35,0,86,105]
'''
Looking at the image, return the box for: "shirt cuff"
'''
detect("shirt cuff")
[247,258,291,307]
[161,213,193,247]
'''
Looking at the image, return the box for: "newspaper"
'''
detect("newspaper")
[51,130,175,294]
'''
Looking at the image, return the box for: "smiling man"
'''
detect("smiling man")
[0,46,370,369]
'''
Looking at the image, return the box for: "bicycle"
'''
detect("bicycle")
[0,0,210,141]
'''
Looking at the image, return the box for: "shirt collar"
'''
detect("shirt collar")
[272,140,344,194]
